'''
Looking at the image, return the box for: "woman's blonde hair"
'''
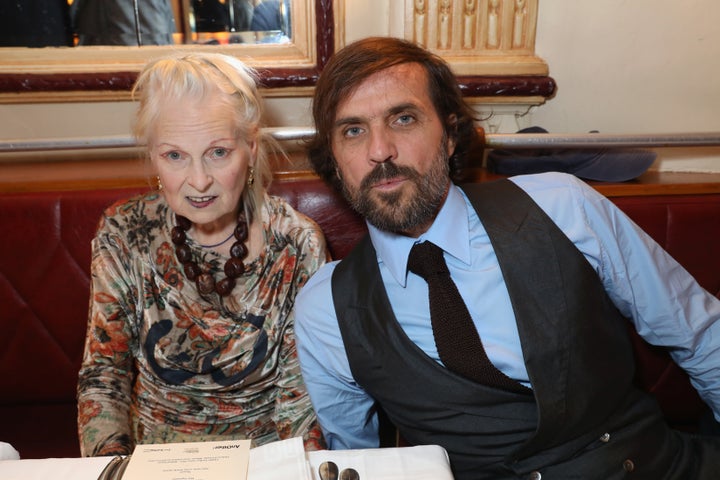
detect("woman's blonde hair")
[132,52,274,220]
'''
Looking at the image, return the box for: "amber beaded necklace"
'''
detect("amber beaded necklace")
[171,209,249,296]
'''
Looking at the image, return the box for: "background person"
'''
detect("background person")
[192,0,254,33]
[77,52,327,456]
[294,37,720,479]
[72,0,176,46]
[251,0,291,36]
[0,0,73,47]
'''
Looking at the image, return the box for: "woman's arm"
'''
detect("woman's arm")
[271,223,329,450]
[272,317,326,450]
[77,228,137,456]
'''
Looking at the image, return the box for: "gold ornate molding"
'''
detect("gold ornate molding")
[407,0,546,76]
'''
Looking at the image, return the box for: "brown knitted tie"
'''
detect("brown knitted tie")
[408,241,529,392]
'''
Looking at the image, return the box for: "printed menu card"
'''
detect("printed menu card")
[122,439,250,480]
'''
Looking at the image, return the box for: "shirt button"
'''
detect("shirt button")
[600,432,611,442]
[623,459,635,472]
[528,471,542,480]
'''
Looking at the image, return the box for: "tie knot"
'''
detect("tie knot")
[407,241,449,280]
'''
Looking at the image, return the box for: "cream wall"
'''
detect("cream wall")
[1,0,718,172]
[529,0,720,173]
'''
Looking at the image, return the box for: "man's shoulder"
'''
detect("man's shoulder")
[508,171,588,193]
[458,172,585,206]
[297,261,339,306]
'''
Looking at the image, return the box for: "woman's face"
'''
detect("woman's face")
[150,93,256,236]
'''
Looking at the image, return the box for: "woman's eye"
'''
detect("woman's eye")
[210,147,230,159]
[165,151,182,161]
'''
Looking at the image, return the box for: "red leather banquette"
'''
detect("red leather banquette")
[1,175,719,459]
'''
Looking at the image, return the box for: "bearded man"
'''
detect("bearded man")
[294,36,720,480]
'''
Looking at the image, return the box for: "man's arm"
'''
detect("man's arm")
[514,172,720,420]
[294,263,381,449]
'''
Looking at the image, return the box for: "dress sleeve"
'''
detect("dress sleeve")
[272,317,326,450]
[77,222,138,457]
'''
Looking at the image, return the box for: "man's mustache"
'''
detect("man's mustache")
[360,161,419,191]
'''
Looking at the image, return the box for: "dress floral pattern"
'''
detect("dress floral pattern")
[77,191,328,456]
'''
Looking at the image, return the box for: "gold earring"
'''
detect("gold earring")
[247,166,255,187]
[156,176,163,191]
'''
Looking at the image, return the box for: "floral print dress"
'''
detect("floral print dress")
[77,191,327,456]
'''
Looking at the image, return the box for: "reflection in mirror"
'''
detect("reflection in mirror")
[0,1,74,47]
[191,0,292,44]
[0,0,292,48]
[0,0,327,100]
[72,0,176,46]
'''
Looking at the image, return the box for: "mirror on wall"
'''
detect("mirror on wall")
[0,0,329,102]
[0,0,292,47]
[0,0,556,104]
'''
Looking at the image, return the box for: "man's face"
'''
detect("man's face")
[330,63,456,237]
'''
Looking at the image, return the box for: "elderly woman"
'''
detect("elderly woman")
[77,52,327,456]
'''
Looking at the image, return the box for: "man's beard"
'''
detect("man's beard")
[341,143,450,234]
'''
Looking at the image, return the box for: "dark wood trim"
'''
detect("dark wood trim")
[1,155,718,195]
[0,71,557,97]
[458,75,557,98]
[0,71,138,93]
[470,169,720,197]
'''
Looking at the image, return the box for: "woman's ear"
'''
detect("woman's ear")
[247,137,259,166]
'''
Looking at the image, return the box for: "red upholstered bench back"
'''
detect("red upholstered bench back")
[0,180,718,459]
[0,187,145,459]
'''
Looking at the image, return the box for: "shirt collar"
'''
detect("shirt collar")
[367,183,471,287]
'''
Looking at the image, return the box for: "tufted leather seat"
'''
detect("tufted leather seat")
[0,178,718,459]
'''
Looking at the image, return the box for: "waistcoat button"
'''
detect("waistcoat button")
[600,432,611,442]
[623,459,635,472]
[529,471,542,480]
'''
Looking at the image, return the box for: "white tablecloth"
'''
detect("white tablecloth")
[0,438,454,480]
[0,455,115,480]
